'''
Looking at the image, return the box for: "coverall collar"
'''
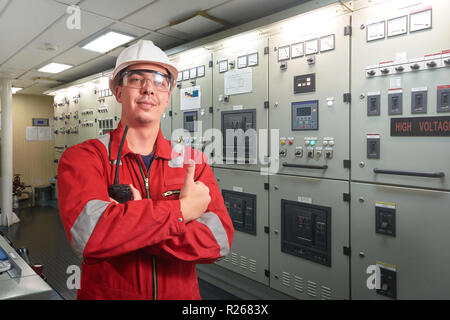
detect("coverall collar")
[109,121,179,161]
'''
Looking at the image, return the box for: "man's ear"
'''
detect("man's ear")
[114,85,122,103]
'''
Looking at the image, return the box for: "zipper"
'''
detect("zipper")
[133,153,157,300]
[162,189,181,197]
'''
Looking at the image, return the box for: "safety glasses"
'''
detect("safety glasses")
[121,69,171,92]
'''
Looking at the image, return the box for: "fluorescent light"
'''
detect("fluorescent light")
[12,87,23,94]
[82,31,135,53]
[38,62,73,74]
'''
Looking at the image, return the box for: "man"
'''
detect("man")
[57,40,234,300]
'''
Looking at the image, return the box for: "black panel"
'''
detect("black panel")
[281,200,331,266]
[411,91,427,114]
[367,138,380,159]
[375,206,396,236]
[222,190,256,235]
[293,73,316,94]
[437,88,450,113]
[388,93,403,115]
[367,94,380,116]
[376,267,397,299]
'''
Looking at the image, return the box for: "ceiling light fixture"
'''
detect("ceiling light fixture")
[38,62,73,74]
[81,31,135,53]
[12,87,23,94]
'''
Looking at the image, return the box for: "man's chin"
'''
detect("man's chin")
[135,115,159,124]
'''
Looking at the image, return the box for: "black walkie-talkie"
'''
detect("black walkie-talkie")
[108,125,132,204]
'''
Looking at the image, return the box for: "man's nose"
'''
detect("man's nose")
[141,79,155,95]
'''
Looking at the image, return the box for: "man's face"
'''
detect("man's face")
[115,63,171,126]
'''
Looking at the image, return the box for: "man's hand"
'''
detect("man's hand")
[109,184,142,204]
[179,160,211,223]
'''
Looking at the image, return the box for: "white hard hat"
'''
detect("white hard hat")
[109,40,178,92]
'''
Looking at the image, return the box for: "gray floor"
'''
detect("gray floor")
[1,201,239,300]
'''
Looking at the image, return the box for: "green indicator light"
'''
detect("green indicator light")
[310,140,316,146]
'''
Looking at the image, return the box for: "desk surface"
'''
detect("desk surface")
[0,235,53,300]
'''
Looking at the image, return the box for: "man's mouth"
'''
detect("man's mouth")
[136,100,157,110]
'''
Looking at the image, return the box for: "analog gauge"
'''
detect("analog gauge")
[189,67,197,79]
[219,59,228,73]
[291,42,304,58]
[366,21,385,42]
[237,55,247,68]
[410,9,432,32]
[278,45,290,61]
[248,52,258,66]
[387,15,407,37]
[197,65,205,78]
[320,34,335,52]
[305,39,318,55]
[182,70,190,81]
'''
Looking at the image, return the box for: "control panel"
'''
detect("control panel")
[212,36,269,171]
[170,50,213,151]
[268,11,351,180]
[352,0,450,190]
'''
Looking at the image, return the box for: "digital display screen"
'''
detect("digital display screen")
[291,100,318,131]
[297,107,311,116]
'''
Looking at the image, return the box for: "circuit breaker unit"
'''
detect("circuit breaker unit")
[281,200,331,266]
[222,190,257,235]
[221,109,257,163]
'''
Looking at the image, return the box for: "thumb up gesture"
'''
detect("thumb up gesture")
[179,159,211,222]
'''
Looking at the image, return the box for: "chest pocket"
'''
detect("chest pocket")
[162,161,186,199]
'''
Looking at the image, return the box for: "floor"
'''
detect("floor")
[0,201,239,300]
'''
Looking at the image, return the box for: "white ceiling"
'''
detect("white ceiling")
[0,0,307,95]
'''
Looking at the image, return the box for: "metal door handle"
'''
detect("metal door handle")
[282,163,328,170]
[373,168,445,178]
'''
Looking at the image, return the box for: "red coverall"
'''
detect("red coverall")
[57,122,234,300]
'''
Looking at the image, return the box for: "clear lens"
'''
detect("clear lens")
[122,70,171,92]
